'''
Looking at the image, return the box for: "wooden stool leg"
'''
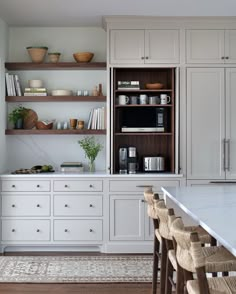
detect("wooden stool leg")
[176,264,184,294]
[160,237,167,294]
[165,253,173,294]
[152,234,160,294]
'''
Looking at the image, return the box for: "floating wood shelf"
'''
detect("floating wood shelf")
[115,104,172,108]
[6,96,106,102]
[114,132,173,136]
[5,129,106,135]
[115,89,173,93]
[5,62,107,70]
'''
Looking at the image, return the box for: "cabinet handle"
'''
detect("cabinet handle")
[210,181,236,184]
[89,229,93,232]
[36,184,40,188]
[12,185,15,188]
[64,229,68,232]
[89,204,93,207]
[136,185,153,188]
[221,56,225,60]
[64,204,68,207]
[36,229,40,233]
[225,56,229,60]
[12,229,15,232]
[226,139,230,171]
[11,204,15,208]
[37,204,40,208]
[223,139,226,171]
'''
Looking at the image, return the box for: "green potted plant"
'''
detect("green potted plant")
[8,105,29,129]
[78,136,103,172]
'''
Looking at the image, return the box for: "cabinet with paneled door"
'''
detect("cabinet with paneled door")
[187,67,236,180]
[5,62,107,135]
[186,29,236,63]
[110,29,180,64]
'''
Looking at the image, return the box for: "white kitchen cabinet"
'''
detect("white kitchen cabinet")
[187,68,236,180]
[110,29,179,64]
[186,29,236,63]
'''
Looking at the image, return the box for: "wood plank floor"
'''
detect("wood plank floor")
[0,252,155,294]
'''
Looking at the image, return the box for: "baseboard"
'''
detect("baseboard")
[102,242,153,253]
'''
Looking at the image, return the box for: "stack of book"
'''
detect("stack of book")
[5,73,22,96]
[117,81,140,90]
[24,87,47,96]
[87,107,106,130]
[60,162,84,173]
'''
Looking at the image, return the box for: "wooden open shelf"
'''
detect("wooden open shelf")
[5,129,106,135]
[115,89,173,93]
[115,132,173,136]
[5,62,106,70]
[6,96,106,102]
[115,104,172,108]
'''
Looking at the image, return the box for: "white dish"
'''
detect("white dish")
[28,79,43,88]
[51,89,73,96]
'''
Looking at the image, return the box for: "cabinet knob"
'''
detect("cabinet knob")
[65,184,68,188]
[225,56,229,60]
[141,56,145,60]
[37,204,40,208]
[64,204,68,207]
[89,229,93,232]
[141,199,145,203]
[12,229,15,232]
[12,185,15,188]
[11,204,15,208]
[89,184,93,188]
[64,229,68,232]
[145,56,149,59]
[37,184,40,188]
[89,204,93,207]
[36,229,40,233]
[221,56,225,59]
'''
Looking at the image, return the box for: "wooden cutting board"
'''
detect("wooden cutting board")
[24,109,38,129]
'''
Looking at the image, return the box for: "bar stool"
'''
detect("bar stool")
[144,189,162,294]
[170,215,236,293]
[187,232,236,294]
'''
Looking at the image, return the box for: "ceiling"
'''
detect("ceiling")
[0,0,236,27]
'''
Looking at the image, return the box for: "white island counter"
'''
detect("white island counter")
[162,185,236,256]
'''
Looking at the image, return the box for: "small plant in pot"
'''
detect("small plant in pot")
[8,105,29,129]
[78,136,103,172]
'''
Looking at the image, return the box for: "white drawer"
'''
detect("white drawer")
[2,180,51,192]
[2,195,50,217]
[54,195,103,216]
[109,180,179,193]
[54,220,103,241]
[53,180,103,192]
[2,220,50,241]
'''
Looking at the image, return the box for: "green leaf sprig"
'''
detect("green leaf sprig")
[78,136,103,163]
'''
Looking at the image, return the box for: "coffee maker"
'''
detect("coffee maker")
[119,146,138,174]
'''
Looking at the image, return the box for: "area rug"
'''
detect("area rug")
[0,255,153,283]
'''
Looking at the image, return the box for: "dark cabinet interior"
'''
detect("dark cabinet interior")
[111,67,176,174]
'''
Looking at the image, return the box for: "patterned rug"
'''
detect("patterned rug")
[0,255,153,283]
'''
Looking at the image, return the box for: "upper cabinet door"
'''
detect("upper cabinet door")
[186,30,225,63]
[145,30,180,64]
[225,30,236,63]
[187,68,225,180]
[110,30,145,64]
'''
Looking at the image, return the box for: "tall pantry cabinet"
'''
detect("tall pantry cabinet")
[187,68,236,180]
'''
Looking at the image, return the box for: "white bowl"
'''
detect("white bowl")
[51,89,73,96]
[28,79,43,88]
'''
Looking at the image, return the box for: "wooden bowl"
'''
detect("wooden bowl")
[35,121,53,130]
[73,52,94,63]
[145,83,164,90]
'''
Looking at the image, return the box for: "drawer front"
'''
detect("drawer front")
[2,195,50,217]
[109,180,179,193]
[53,180,103,192]
[54,195,103,216]
[54,220,103,241]
[2,220,50,241]
[2,180,51,192]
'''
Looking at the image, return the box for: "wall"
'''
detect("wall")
[0,18,8,173]
[6,27,107,173]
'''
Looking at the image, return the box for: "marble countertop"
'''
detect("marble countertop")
[162,185,236,256]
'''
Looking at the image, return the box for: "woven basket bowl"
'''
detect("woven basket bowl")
[73,52,94,63]
[35,121,53,130]
[27,47,48,63]
[145,83,164,90]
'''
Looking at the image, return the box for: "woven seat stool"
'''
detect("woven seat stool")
[144,189,162,294]
[170,216,236,293]
[186,232,236,294]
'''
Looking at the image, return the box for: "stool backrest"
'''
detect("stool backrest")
[154,200,173,240]
[144,190,160,219]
